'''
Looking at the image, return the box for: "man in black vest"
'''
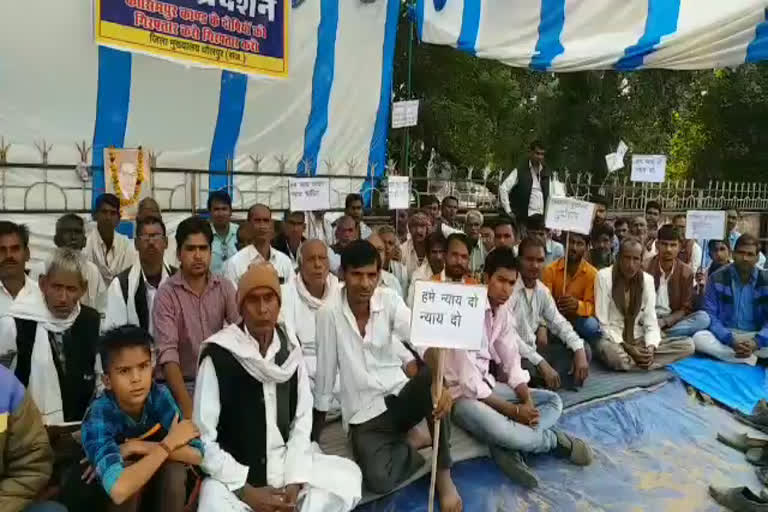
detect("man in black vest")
[0,247,100,424]
[103,216,175,334]
[194,263,362,512]
[499,140,549,227]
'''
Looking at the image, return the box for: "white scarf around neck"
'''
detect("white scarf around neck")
[9,287,80,424]
[295,272,339,311]
[202,323,301,384]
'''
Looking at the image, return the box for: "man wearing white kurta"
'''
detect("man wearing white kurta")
[84,193,137,286]
[194,264,361,512]
[224,204,294,287]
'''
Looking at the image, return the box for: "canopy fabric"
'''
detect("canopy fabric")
[415,0,768,71]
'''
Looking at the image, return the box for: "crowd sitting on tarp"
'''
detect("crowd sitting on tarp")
[0,153,766,511]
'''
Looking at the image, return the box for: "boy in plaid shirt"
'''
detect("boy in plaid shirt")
[81,325,202,510]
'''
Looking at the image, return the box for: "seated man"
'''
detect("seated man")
[509,237,590,390]
[707,239,732,276]
[377,226,408,293]
[526,214,563,266]
[368,234,403,297]
[643,225,710,337]
[447,248,592,489]
[542,231,601,344]
[464,210,486,276]
[480,221,495,254]
[595,238,694,371]
[84,194,136,287]
[693,234,768,365]
[81,325,202,510]
[493,216,518,252]
[272,211,306,266]
[438,234,478,285]
[406,231,446,307]
[195,264,362,512]
[587,222,615,270]
[400,210,431,277]
[0,365,64,512]
[0,248,100,424]
[0,221,38,317]
[671,214,703,275]
[313,241,461,511]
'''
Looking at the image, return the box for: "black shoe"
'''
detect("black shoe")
[489,445,539,489]
[554,430,594,466]
[709,486,768,511]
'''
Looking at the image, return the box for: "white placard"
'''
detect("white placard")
[685,210,726,241]
[410,281,486,350]
[288,178,331,212]
[605,152,623,172]
[392,100,420,129]
[550,179,567,198]
[616,140,629,161]
[631,154,667,183]
[545,196,596,235]
[388,176,410,209]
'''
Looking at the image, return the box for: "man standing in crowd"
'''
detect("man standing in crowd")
[104,216,174,334]
[526,214,564,267]
[400,210,431,277]
[447,248,592,489]
[672,214,703,275]
[464,210,486,276]
[273,211,306,267]
[440,196,461,230]
[493,217,518,252]
[154,216,239,419]
[49,214,107,312]
[693,234,768,365]
[0,222,37,316]
[368,234,403,297]
[0,365,65,512]
[344,193,372,241]
[225,204,294,285]
[587,222,615,270]
[281,240,340,392]
[407,232,447,307]
[0,248,100,424]
[644,225,710,337]
[499,141,549,225]
[208,190,239,275]
[313,241,462,511]
[195,264,362,512]
[542,232,601,344]
[509,238,590,390]
[594,238,694,371]
[85,193,136,286]
[378,226,409,293]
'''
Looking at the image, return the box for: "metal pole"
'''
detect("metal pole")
[405,9,414,179]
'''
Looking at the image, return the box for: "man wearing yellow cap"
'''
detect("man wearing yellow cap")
[193,264,362,512]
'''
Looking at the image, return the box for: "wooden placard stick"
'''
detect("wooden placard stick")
[427,348,446,512]
[562,231,570,296]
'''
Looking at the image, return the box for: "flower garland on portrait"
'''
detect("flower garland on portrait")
[108,147,145,207]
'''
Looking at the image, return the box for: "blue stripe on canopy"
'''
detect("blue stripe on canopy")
[530,0,566,71]
[615,0,681,71]
[457,0,481,54]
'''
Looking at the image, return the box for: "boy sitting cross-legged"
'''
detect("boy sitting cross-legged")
[80,325,202,511]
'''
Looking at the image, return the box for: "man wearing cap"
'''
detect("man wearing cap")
[194,264,362,512]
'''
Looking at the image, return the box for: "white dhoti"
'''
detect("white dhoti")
[198,445,362,512]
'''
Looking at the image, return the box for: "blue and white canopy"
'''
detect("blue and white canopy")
[415,0,768,71]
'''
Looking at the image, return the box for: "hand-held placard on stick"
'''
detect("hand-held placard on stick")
[631,154,667,183]
[410,282,486,350]
[288,178,331,212]
[685,210,726,241]
[388,176,410,210]
[545,197,596,236]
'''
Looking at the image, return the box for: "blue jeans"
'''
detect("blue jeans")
[665,310,710,338]
[23,502,68,512]
[572,316,602,343]
[452,384,562,454]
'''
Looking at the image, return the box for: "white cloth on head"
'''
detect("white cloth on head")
[84,229,136,286]
[0,275,38,317]
[0,286,79,424]
[595,267,661,348]
[224,245,295,288]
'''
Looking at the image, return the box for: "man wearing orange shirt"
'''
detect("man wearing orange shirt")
[542,231,601,344]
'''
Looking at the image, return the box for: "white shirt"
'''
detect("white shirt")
[406,261,435,308]
[400,238,425,278]
[224,245,295,287]
[103,263,172,334]
[595,267,661,348]
[388,261,409,295]
[0,276,38,317]
[378,270,403,298]
[498,161,545,217]
[315,287,414,430]
[306,213,334,246]
[655,268,673,318]
[194,327,313,491]
[84,229,137,286]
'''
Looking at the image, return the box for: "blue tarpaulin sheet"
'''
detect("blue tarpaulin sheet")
[670,356,768,415]
[358,380,764,511]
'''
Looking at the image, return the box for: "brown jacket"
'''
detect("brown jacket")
[644,256,694,314]
[0,366,54,512]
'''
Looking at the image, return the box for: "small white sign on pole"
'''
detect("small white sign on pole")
[631,154,667,183]
[410,281,486,350]
[288,178,331,212]
[388,176,410,209]
[545,197,596,235]
[605,152,623,172]
[391,100,420,129]
[685,210,727,241]
[616,140,629,162]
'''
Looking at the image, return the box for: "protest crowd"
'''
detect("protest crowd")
[2,142,768,512]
